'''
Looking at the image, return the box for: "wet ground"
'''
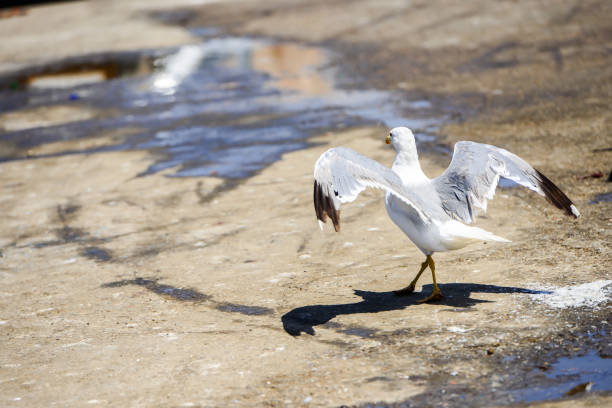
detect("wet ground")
[0,1,611,407]
[0,35,441,180]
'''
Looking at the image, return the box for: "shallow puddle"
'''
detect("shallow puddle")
[590,192,612,204]
[512,351,612,402]
[0,50,158,91]
[0,36,440,178]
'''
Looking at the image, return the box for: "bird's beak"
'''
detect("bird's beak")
[385,135,391,144]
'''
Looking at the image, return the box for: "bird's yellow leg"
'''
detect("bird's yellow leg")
[394,258,429,296]
[417,256,444,302]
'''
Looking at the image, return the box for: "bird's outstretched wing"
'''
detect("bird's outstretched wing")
[313,147,431,231]
[433,141,580,223]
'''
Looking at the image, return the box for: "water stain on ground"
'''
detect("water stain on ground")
[102,277,210,302]
[102,277,273,316]
[54,203,87,243]
[80,246,113,262]
[56,203,80,223]
[214,302,273,316]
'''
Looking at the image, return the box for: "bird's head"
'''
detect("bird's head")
[386,127,417,154]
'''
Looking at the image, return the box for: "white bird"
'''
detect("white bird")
[313,127,580,302]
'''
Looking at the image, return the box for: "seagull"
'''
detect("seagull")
[313,127,580,302]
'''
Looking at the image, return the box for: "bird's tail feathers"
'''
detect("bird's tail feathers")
[471,228,511,243]
[442,220,511,244]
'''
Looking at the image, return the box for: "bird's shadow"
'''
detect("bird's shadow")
[281,283,551,336]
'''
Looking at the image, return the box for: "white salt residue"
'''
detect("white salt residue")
[33,307,55,315]
[530,280,612,309]
[61,339,91,348]
[447,326,470,333]
[158,332,178,341]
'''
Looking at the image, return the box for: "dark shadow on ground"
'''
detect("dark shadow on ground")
[282,283,551,336]
[102,277,274,315]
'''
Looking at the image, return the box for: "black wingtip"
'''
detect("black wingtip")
[313,180,341,231]
[535,169,580,218]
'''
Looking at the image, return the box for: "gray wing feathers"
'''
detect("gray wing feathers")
[314,147,430,231]
[434,141,579,223]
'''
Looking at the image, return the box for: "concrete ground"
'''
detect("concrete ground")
[0,1,610,407]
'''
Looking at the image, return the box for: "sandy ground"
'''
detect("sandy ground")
[0,1,611,407]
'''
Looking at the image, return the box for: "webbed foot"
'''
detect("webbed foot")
[393,284,416,296]
[417,288,443,303]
